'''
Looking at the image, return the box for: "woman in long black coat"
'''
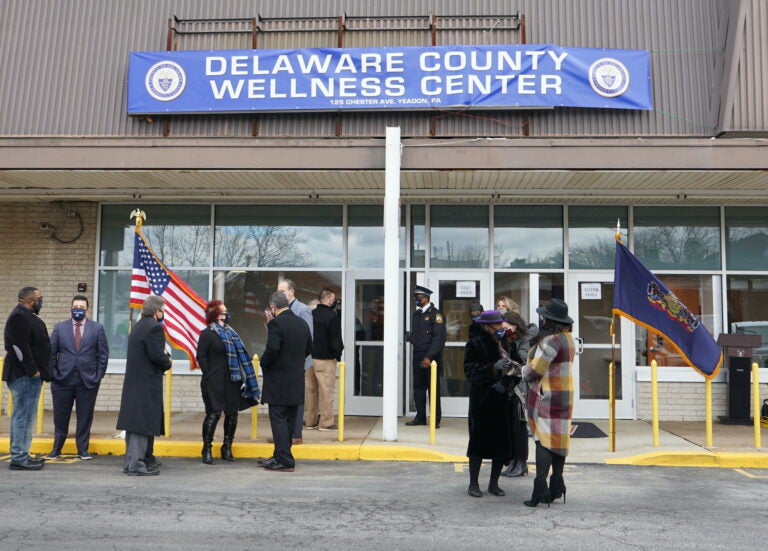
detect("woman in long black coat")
[464,310,525,498]
[196,300,255,465]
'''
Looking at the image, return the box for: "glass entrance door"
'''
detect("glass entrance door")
[421,272,491,417]
[568,273,634,418]
[343,273,392,416]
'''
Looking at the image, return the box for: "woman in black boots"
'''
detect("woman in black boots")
[464,310,525,498]
[196,300,260,465]
[521,298,575,507]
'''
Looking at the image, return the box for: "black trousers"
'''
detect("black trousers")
[268,404,298,468]
[51,371,99,455]
[412,352,441,423]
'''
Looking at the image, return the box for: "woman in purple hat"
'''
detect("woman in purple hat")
[463,310,526,498]
[521,298,575,508]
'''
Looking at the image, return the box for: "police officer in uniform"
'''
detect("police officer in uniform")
[406,285,446,428]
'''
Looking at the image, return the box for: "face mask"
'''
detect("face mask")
[414,299,423,308]
[32,298,43,314]
[504,328,516,339]
[497,307,508,314]
[495,328,506,340]
[223,313,232,325]
[157,313,165,324]
[71,308,86,322]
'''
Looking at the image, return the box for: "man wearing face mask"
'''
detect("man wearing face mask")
[46,295,109,461]
[116,295,172,476]
[3,286,52,470]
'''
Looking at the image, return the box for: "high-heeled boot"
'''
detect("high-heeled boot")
[548,475,566,503]
[221,414,238,462]
[201,412,220,465]
[523,478,550,508]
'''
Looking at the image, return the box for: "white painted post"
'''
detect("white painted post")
[382,127,401,441]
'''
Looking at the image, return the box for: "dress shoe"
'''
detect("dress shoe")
[435,422,441,429]
[125,469,159,476]
[9,459,44,471]
[317,424,337,432]
[259,457,279,468]
[467,485,483,498]
[487,485,506,497]
[292,438,303,445]
[263,462,295,472]
[304,424,319,430]
[27,457,45,466]
[405,418,426,426]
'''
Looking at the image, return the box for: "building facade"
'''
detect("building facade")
[2,0,768,420]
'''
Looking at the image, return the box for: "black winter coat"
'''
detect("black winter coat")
[116,316,172,435]
[311,303,344,361]
[464,330,525,461]
[260,309,312,406]
[196,326,242,414]
[3,305,52,383]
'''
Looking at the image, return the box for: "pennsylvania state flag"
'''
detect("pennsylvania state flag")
[612,238,722,379]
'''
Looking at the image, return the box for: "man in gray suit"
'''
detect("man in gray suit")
[47,295,109,460]
[116,295,172,476]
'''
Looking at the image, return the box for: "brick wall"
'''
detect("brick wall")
[637,381,768,421]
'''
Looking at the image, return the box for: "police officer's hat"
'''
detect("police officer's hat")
[413,285,433,297]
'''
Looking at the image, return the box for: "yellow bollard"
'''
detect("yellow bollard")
[752,362,761,450]
[651,360,659,447]
[705,377,713,448]
[429,360,437,445]
[251,355,259,440]
[337,361,346,442]
[608,361,615,452]
[36,381,45,435]
[164,369,172,438]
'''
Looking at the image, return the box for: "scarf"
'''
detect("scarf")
[211,323,261,401]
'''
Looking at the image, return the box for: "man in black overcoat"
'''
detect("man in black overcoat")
[116,295,172,476]
[259,291,312,472]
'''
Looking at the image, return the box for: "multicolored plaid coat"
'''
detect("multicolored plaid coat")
[522,331,575,456]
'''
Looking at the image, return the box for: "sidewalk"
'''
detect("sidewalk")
[1,411,767,468]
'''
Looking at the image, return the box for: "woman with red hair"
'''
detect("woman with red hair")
[195,300,260,465]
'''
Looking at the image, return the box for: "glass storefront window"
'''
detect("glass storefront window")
[214,205,342,268]
[494,206,563,269]
[430,205,489,268]
[569,206,628,269]
[727,276,768,367]
[633,207,720,270]
[493,273,530,321]
[97,269,209,360]
[411,205,426,268]
[100,205,211,267]
[725,207,768,271]
[635,274,718,367]
[348,205,383,268]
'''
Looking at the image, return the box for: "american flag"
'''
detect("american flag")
[130,230,207,369]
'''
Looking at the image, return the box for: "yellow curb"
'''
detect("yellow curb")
[606,451,768,469]
[1,438,467,463]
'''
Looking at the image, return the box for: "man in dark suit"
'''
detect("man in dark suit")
[116,295,172,476]
[259,291,312,472]
[47,295,109,460]
[3,286,51,471]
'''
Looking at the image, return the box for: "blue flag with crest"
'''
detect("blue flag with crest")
[612,238,722,379]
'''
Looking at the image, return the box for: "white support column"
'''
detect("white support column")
[382,127,401,441]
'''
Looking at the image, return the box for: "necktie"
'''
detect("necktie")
[75,323,83,351]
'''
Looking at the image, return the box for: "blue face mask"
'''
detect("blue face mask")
[495,328,506,340]
[414,299,423,308]
[71,308,86,322]
[224,313,232,325]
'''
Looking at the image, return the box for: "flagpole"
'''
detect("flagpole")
[609,220,621,453]
[129,208,146,335]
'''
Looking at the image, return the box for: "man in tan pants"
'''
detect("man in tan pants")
[304,289,344,431]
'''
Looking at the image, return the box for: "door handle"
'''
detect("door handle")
[576,337,584,355]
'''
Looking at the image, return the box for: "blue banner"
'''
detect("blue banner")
[612,239,722,379]
[127,44,652,115]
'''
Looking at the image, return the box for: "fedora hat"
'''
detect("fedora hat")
[473,310,505,325]
[536,298,574,324]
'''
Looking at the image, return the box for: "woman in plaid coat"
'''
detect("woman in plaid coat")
[522,298,575,507]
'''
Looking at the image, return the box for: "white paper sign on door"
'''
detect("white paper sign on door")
[581,283,602,300]
[456,281,477,298]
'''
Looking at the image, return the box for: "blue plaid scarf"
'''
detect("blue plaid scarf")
[211,323,260,401]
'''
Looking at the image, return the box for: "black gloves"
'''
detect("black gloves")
[493,358,512,374]
[492,374,522,395]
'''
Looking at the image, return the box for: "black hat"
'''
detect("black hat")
[473,310,505,324]
[536,298,574,324]
[470,302,484,313]
[414,285,433,296]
